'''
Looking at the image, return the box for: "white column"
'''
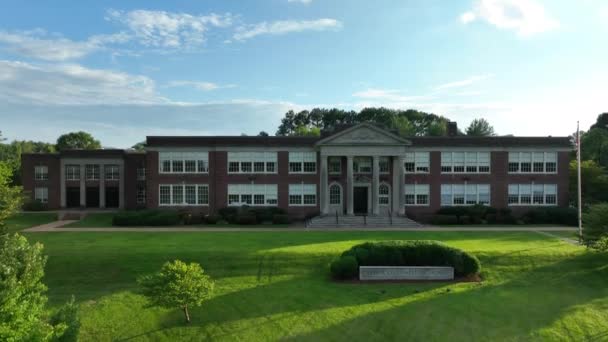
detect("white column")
[372,156,380,215]
[347,156,354,215]
[320,155,328,215]
[99,164,105,208]
[398,156,405,215]
[79,163,86,207]
[392,156,400,215]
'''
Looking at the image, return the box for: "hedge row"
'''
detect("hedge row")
[112,210,182,226]
[217,206,289,225]
[330,240,481,280]
[432,205,577,226]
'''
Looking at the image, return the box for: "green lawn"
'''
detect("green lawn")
[543,230,581,239]
[19,230,608,341]
[3,212,57,232]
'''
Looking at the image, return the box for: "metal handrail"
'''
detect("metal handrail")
[363,214,367,226]
[335,210,339,225]
[389,209,393,226]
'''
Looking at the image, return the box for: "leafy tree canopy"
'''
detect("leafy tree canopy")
[581,128,608,168]
[466,118,496,136]
[0,161,23,226]
[131,141,146,151]
[590,112,608,130]
[257,131,269,137]
[56,131,101,151]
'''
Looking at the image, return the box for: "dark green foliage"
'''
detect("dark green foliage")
[204,214,220,224]
[330,240,481,280]
[50,296,80,342]
[236,214,257,225]
[466,118,496,136]
[56,131,101,151]
[22,199,48,211]
[272,214,290,224]
[218,207,239,223]
[112,210,182,226]
[583,203,608,245]
[436,205,497,224]
[431,215,459,225]
[522,207,577,226]
[178,211,203,225]
[248,207,287,223]
[329,256,358,280]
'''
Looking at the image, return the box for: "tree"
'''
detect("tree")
[294,126,321,137]
[590,112,608,130]
[569,160,608,206]
[583,203,608,246]
[257,131,269,137]
[465,118,495,136]
[138,260,214,323]
[0,161,23,229]
[56,132,101,151]
[131,141,146,151]
[581,128,608,167]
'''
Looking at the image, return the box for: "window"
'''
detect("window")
[159,184,209,206]
[85,165,100,180]
[289,152,316,174]
[508,184,557,206]
[509,152,557,174]
[65,165,80,181]
[34,166,48,180]
[289,184,317,206]
[329,157,341,174]
[441,184,490,206]
[34,187,48,203]
[136,185,146,204]
[105,165,119,180]
[379,157,390,173]
[137,168,146,180]
[378,183,390,205]
[405,184,429,206]
[159,152,209,174]
[228,152,277,174]
[404,152,429,173]
[329,183,342,205]
[353,157,372,173]
[441,152,490,173]
[227,184,278,206]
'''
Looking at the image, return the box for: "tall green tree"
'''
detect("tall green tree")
[257,131,269,137]
[590,112,608,130]
[294,126,321,137]
[581,128,608,167]
[0,162,23,228]
[56,131,101,151]
[138,260,214,323]
[131,141,146,151]
[465,118,496,136]
[569,160,608,206]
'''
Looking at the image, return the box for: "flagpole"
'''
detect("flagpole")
[577,121,583,241]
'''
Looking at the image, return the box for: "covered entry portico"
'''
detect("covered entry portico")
[316,123,411,216]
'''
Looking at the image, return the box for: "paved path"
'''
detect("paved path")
[535,230,581,245]
[24,222,579,233]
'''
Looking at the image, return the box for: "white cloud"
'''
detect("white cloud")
[460,0,559,36]
[352,88,431,103]
[106,9,233,48]
[435,74,492,90]
[0,30,130,61]
[234,18,342,41]
[166,80,236,91]
[288,0,313,4]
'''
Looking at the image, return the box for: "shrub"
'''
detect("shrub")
[218,207,239,223]
[204,214,220,224]
[178,211,202,225]
[583,203,608,245]
[590,236,608,251]
[50,295,80,342]
[431,215,459,225]
[236,214,257,225]
[330,240,481,280]
[112,210,182,226]
[523,207,577,226]
[329,256,359,280]
[22,200,47,211]
[272,214,290,224]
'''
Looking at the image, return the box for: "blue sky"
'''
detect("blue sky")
[0,0,607,147]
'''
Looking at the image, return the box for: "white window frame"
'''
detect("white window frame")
[353,157,372,173]
[441,152,490,174]
[379,157,390,174]
[227,184,278,207]
[378,182,391,206]
[328,182,342,205]
[440,184,490,206]
[288,183,317,206]
[65,165,80,181]
[404,152,429,174]
[508,183,558,206]
[34,166,48,181]
[34,187,48,203]
[136,185,146,204]
[137,168,146,180]
[159,152,209,174]
[158,184,209,206]
[405,184,430,206]
[227,152,278,174]
[289,152,317,174]
[328,157,342,175]
[85,164,100,181]
[508,152,557,174]
[105,165,120,180]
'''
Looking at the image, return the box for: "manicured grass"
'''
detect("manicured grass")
[543,230,581,239]
[22,230,608,341]
[3,212,57,232]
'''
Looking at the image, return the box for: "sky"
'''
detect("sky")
[0,0,607,148]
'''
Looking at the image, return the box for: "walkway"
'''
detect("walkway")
[535,230,582,245]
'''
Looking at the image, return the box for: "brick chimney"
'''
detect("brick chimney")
[447,121,458,136]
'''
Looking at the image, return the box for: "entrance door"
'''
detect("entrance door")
[66,187,80,208]
[86,187,100,208]
[105,187,119,208]
[353,186,368,215]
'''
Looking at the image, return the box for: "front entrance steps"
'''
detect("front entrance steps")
[307,215,422,228]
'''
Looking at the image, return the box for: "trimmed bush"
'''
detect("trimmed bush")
[204,214,220,224]
[431,215,459,225]
[330,240,481,280]
[236,214,257,225]
[112,210,182,226]
[218,207,239,223]
[329,256,358,280]
[22,200,48,211]
[272,214,290,224]
[523,207,577,226]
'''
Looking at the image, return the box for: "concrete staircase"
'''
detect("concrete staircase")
[307,215,422,228]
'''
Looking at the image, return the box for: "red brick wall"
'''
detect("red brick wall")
[21,154,61,209]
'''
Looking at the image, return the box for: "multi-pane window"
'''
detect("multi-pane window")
[34,187,48,203]
[353,157,372,173]
[379,157,390,173]
[441,184,490,206]
[508,184,557,206]
[34,166,48,180]
[289,152,316,173]
[405,184,429,206]
[289,184,317,206]
[159,152,209,174]
[227,184,278,206]
[136,185,146,204]
[65,165,80,181]
[137,168,146,180]
[441,152,490,173]
[105,165,120,180]
[509,152,557,174]
[228,152,277,174]
[159,184,209,206]
[329,157,341,174]
[378,183,390,205]
[404,152,429,173]
[329,183,342,205]
[85,165,100,180]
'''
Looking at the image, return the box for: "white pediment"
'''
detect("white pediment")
[316,123,410,146]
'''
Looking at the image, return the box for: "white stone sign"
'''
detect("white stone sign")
[359,266,454,281]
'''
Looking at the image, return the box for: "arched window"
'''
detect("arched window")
[329,183,342,205]
[379,183,390,205]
